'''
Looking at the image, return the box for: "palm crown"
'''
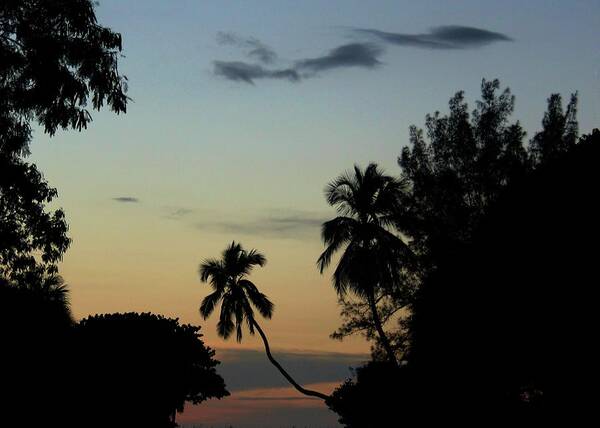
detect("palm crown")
[199,241,274,342]
[318,163,411,297]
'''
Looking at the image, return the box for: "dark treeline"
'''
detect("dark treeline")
[324,85,598,425]
[2,1,599,427]
[0,295,228,427]
[1,2,227,427]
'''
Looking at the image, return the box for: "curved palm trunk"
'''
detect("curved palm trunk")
[367,288,399,368]
[250,319,330,401]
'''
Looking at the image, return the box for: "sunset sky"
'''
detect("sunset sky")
[28,1,599,426]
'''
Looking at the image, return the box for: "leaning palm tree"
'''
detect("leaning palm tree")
[318,163,411,367]
[199,241,329,400]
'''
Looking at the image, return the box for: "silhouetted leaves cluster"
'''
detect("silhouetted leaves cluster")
[333,80,581,356]
[328,81,597,426]
[0,156,70,279]
[1,0,128,148]
[0,287,228,427]
[1,0,128,282]
[75,313,229,427]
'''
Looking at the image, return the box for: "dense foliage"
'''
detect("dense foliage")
[0,290,228,428]
[331,80,581,359]
[0,0,128,280]
[75,313,229,427]
[326,80,597,425]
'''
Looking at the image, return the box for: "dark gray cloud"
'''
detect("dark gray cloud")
[112,197,139,203]
[215,348,367,391]
[355,25,512,49]
[197,210,329,239]
[296,42,383,72]
[217,31,278,64]
[213,26,511,85]
[214,61,300,85]
[213,31,384,84]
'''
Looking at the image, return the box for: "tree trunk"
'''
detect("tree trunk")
[367,288,399,368]
[251,319,330,401]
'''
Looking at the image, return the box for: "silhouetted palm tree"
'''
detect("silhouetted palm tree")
[318,163,411,367]
[199,241,329,400]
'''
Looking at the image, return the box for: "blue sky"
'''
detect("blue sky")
[29,1,599,426]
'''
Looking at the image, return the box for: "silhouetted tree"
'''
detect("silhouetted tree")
[327,83,590,426]
[318,164,413,366]
[405,128,599,424]
[332,80,578,356]
[0,156,71,280]
[0,275,74,427]
[327,360,413,428]
[1,0,128,154]
[529,93,578,165]
[1,0,128,280]
[199,241,330,400]
[74,313,228,428]
[1,2,128,424]
[397,79,530,262]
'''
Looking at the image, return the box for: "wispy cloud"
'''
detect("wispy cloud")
[197,210,330,239]
[162,207,195,220]
[355,25,512,49]
[214,61,300,84]
[112,197,139,203]
[217,31,278,64]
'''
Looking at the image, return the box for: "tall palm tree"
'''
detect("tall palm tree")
[199,241,329,400]
[318,163,411,367]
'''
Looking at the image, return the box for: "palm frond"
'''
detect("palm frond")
[217,294,235,340]
[199,289,224,319]
[240,279,274,319]
[245,249,266,267]
[199,259,224,284]
[217,318,235,340]
[317,216,357,272]
[233,293,246,343]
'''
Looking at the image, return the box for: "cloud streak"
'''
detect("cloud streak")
[197,210,330,239]
[112,197,139,203]
[355,25,512,49]
[214,61,300,84]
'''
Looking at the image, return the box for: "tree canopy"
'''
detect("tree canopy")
[332,79,580,359]
[1,0,128,153]
[1,0,128,280]
[74,313,229,427]
[327,82,595,426]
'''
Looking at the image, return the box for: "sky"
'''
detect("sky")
[28,1,600,426]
